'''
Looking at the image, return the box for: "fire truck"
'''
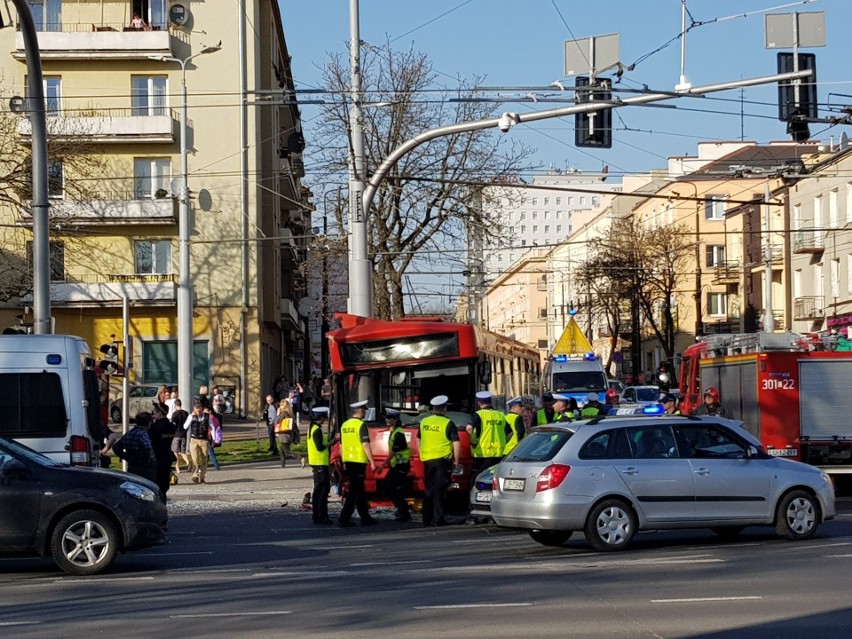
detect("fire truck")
[679,332,852,473]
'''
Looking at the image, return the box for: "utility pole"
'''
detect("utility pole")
[347,0,371,317]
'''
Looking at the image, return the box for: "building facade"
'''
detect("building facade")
[0,0,309,415]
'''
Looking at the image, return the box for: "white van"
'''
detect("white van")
[542,354,608,406]
[0,334,105,465]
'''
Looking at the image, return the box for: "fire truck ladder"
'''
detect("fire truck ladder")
[698,332,807,356]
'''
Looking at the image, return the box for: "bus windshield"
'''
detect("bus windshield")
[338,360,476,425]
[552,371,608,393]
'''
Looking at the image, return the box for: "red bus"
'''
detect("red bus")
[326,313,541,501]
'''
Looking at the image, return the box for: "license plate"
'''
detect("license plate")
[768,448,798,457]
[503,478,525,491]
[475,491,492,503]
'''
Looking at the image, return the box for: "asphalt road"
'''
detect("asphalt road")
[2,500,852,639]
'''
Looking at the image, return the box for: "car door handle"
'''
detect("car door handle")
[694,468,710,476]
[620,467,639,476]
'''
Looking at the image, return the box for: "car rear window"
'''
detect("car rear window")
[0,373,67,438]
[505,430,572,462]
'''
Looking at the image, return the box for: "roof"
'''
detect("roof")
[684,143,820,178]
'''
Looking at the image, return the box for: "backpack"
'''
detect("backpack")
[210,415,223,447]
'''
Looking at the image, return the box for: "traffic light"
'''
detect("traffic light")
[99,343,120,375]
[777,52,817,142]
[575,76,613,148]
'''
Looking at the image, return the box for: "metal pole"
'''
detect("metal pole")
[11,0,51,334]
[693,187,702,337]
[764,181,776,333]
[121,295,130,472]
[348,0,371,317]
[238,0,250,418]
[177,59,193,409]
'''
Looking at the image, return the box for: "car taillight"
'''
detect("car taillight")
[69,435,92,466]
[536,464,571,492]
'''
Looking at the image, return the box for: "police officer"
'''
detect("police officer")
[307,406,333,525]
[661,393,681,415]
[551,394,574,422]
[418,395,461,527]
[580,391,605,417]
[381,408,411,522]
[536,391,556,425]
[338,400,378,527]
[466,390,509,479]
[503,397,526,455]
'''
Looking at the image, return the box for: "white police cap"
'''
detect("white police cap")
[350,400,368,409]
[311,406,330,416]
[475,390,492,401]
[384,407,401,419]
[430,395,448,407]
[507,396,523,407]
[552,393,570,402]
[587,391,599,402]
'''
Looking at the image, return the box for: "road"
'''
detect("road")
[1,499,851,638]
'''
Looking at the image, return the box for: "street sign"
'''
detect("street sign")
[552,317,593,355]
[765,12,825,49]
[564,33,619,78]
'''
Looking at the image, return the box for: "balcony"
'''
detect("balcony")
[21,197,176,226]
[794,296,825,320]
[703,319,742,334]
[794,229,825,254]
[14,22,177,61]
[711,261,741,284]
[26,274,176,306]
[280,298,301,330]
[279,227,298,262]
[18,109,177,143]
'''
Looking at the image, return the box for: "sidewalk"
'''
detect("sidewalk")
[168,459,314,504]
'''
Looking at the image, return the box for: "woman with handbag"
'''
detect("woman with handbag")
[274,399,295,468]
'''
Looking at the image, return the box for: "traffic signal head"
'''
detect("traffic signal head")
[574,76,613,148]
[99,343,120,375]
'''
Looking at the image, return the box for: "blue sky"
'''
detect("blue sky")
[279,0,850,177]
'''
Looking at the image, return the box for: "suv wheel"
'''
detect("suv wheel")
[528,530,573,547]
[775,490,819,541]
[584,499,636,551]
[50,509,119,576]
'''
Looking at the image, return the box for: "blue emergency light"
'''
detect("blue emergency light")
[45,354,62,365]
[553,355,568,362]
[642,404,664,415]
[583,353,596,361]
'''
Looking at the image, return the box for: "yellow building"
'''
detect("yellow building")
[0,1,310,415]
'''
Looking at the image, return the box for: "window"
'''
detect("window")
[705,245,725,268]
[544,225,550,233]
[794,269,802,298]
[520,225,526,233]
[544,197,549,205]
[497,254,503,262]
[0,373,68,437]
[134,158,171,199]
[521,239,526,246]
[28,0,62,32]
[568,197,574,205]
[829,189,838,228]
[556,224,562,233]
[674,424,747,459]
[532,212,538,220]
[792,203,802,230]
[27,241,64,282]
[579,429,631,459]
[533,225,538,233]
[592,197,599,206]
[537,308,548,319]
[48,160,63,198]
[832,258,840,299]
[135,240,172,274]
[848,256,852,295]
[131,76,168,116]
[708,292,727,317]
[45,76,61,114]
[629,425,677,459]
[579,196,586,206]
[531,198,538,205]
[555,197,562,205]
[544,211,549,220]
[705,195,727,220]
[518,212,525,221]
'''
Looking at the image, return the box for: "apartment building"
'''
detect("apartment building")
[0,0,310,415]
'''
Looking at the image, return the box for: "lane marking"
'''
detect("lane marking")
[55,576,156,584]
[171,611,292,619]
[651,596,763,604]
[824,553,852,558]
[141,551,214,557]
[308,544,376,550]
[794,542,851,551]
[251,571,352,578]
[0,622,40,626]
[414,603,533,610]
[350,560,433,567]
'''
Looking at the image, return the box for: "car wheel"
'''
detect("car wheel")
[775,490,820,541]
[528,529,573,547]
[110,406,121,424]
[584,499,637,552]
[710,526,745,540]
[50,509,119,576]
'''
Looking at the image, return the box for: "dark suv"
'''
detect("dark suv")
[0,437,167,575]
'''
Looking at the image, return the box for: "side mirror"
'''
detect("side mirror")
[1,459,28,480]
[746,445,759,459]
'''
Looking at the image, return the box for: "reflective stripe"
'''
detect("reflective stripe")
[340,418,368,463]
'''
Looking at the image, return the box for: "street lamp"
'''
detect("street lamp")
[149,42,221,403]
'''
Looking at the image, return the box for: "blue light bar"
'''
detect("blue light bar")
[583,353,596,361]
[46,354,62,365]
[642,404,664,415]
[553,355,568,362]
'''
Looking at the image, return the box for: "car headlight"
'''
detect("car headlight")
[121,481,157,502]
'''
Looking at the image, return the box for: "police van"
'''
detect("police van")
[0,334,105,466]
[543,354,608,407]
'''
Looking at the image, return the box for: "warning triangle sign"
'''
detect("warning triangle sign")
[552,317,593,355]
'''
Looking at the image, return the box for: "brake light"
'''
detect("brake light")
[536,464,571,492]
[69,435,92,466]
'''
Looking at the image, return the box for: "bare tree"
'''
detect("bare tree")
[310,42,533,319]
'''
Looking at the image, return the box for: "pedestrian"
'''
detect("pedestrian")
[164,390,177,419]
[205,407,221,471]
[156,385,170,413]
[661,393,681,415]
[418,395,461,527]
[196,385,212,411]
[184,401,212,484]
[307,406,333,525]
[273,375,289,403]
[381,408,411,522]
[551,394,575,423]
[465,390,509,480]
[170,398,190,474]
[274,398,295,467]
[338,400,378,527]
[112,411,157,483]
[264,394,279,455]
[580,391,605,417]
[691,386,732,418]
[289,382,303,418]
[503,396,526,455]
[148,405,177,499]
[211,386,226,419]
[320,377,331,407]
[536,391,556,425]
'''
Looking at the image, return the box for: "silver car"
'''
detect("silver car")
[490,416,836,551]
